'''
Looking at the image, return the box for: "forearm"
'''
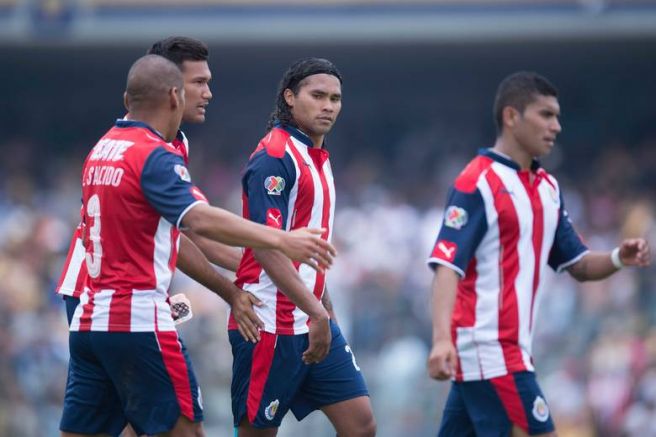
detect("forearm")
[431,266,460,343]
[254,248,329,321]
[182,203,283,251]
[321,287,337,324]
[183,229,242,272]
[177,234,240,305]
[566,251,618,282]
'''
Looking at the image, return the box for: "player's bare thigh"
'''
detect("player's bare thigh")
[512,425,557,437]
[321,395,376,437]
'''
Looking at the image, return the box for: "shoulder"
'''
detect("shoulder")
[454,155,494,193]
[251,127,291,159]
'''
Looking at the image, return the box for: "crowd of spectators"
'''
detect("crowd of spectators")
[0,126,654,436]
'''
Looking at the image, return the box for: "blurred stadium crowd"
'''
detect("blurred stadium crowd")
[2,34,656,436]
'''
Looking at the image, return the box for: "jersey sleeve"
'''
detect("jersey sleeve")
[547,194,589,272]
[243,149,296,230]
[427,186,488,277]
[140,146,208,228]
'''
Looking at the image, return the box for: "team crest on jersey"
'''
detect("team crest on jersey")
[532,396,550,422]
[444,206,468,230]
[174,164,191,182]
[264,176,285,195]
[265,399,280,420]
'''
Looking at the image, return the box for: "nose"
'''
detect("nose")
[203,85,213,101]
[552,118,562,134]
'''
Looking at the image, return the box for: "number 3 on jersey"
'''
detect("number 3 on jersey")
[84,194,102,278]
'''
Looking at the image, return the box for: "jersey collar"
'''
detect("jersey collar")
[115,119,166,141]
[277,123,316,148]
[480,148,541,172]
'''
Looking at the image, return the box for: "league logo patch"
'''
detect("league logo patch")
[264,176,285,195]
[444,206,468,230]
[265,399,280,421]
[174,164,191,182]
[433,240,458,262]
[532,396,550,422]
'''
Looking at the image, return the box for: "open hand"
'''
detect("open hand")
[281,228,337,273]
[619,238,651,267]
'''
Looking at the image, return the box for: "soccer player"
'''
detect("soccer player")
[56,36,260,340]
[59,54,336,437]
[426,71,651,437]
[229,58,376,437]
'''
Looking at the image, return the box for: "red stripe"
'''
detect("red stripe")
[275,142,315,333]
[168,228,180,273]
[156,330,195,421]
[453,258,478,381]
[486,170,525,373]
[247,332,276,423]
[108,290,133,332]
[520,173,544,331]
[309,148,330,301]
[491,373,529,432]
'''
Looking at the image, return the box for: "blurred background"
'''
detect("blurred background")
[1,0,656,435]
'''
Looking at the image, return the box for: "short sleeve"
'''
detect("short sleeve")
[243,149,296,229]
[547,195,589,272]
[427,186,488,276]
[140,146,208,228]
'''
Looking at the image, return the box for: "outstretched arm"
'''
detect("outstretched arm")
[427,266,460,381]
[183,229,242,272]
[177,233,263,342]
[567,238,651,281]
[182,203,336,272]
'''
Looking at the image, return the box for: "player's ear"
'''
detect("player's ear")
[283,88,295,107]
[123,91,129,112]
[169,86,182,110]
[503,106,519,129]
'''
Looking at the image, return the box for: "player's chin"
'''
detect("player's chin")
[184,112,206,124]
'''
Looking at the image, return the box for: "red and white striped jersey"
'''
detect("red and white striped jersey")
[230,124,335,335]
[427,149,588,382]
[56,129,189,298]
[69,121,206,332]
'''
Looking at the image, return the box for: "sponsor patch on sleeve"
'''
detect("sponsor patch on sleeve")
[432,239,458,263]
[444,206,468,230]
[264,176,285,195]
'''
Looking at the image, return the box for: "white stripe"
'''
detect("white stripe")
[455,327,481,380]
[472,174,506,379]
[69,289,89,331]
[58,236,85,296]
[243,271,279,333]
[153,217,173,294]
[89,289,115,331]
[496,164,534,372]
[290,138,325,334]
[426,258,465,277]
[176,200,207,229]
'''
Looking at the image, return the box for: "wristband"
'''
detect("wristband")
[611,247,624,269]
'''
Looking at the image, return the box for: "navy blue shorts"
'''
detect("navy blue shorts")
[438,371,554,437]
[60,330,203,436]
[230,320,369,428]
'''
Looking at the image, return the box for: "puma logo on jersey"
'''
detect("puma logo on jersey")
[433,240,457,262]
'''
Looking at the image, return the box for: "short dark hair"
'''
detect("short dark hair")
[147,36,209,69]
[266,57,343,131]
[493,71,558,134]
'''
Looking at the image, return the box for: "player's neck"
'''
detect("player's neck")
[492,137,532,171]
[127,110,177,143]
